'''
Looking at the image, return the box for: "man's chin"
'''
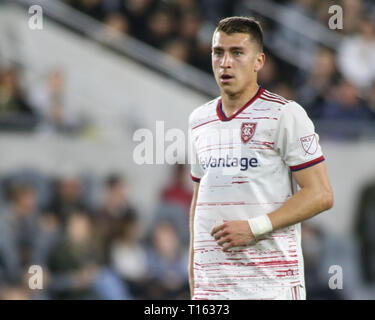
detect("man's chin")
[220,85,237,96]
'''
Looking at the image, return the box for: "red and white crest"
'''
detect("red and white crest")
[300,134,317,154]
[241,122,257,144]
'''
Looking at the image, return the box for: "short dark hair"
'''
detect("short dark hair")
[215,16,263,51]
[105,173,124,188]
[7,183,34,203]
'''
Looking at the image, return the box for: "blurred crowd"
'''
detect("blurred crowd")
[1,0,375,300]
[0,164,192,299]
[0,66,86,133]
[1,163,372,300]
[61,0,375,139]
[1,0,375,138]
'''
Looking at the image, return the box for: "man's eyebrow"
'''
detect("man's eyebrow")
[229,46,245,51]
[212,46,245,50]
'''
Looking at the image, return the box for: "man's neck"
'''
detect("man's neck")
[221,83,260,118]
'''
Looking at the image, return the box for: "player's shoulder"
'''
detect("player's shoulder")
[189,97,220,126]
[259,89,306,115]
[258,89,292,108]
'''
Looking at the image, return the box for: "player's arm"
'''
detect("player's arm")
[268,161,333,231]
[211,161,333,251]
[189,181,200,298]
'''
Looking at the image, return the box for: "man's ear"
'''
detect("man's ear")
[254,52,265,72]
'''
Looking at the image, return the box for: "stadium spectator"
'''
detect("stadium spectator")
[296,47,339,119]
[94,174,138,261]
[156,164,193,245]
[174,0,201,13]
[0,67,34,116]
[27,69,83,133]
[97,174,133,218]
[162,39,190,63]
[319,79,375,140]
[337,16,375,91]
[341,0,364,35]
[46,213,128,299]
[152,203,189,246]
[120,0,156,41]
[97,12,130,45]
[178,10,202,43]
[0,67,37,131]
[160,164,193,216]
[0,184,54,284]
[321,79,374,121]
[44,175,89,228]
[144,7,176,49]
[145,221,189,299]
[110,211,149,298]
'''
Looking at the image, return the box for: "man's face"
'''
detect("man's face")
[212,31,263,96]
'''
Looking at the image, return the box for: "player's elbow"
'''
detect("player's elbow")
[319,188,334,212]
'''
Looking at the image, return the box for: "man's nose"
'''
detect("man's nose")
[220,52,232,68]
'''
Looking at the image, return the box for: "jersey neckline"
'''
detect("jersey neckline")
[216,86,264,121]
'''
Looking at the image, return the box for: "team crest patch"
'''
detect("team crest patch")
[300,134,318,154]
[241,122,257,144]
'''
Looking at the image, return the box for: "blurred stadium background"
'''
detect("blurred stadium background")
[0,0,375,299]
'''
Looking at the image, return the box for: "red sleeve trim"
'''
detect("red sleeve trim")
[290,156,325,172]
[190,174,201,183]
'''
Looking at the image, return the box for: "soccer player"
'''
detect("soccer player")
[188,17,334,300]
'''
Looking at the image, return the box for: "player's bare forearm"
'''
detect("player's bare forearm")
[268,162,333,230]
[189,182,200,299]
[211,162,333,250]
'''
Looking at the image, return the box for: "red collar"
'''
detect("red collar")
[217,87,264,121]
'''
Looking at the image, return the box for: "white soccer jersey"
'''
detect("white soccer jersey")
[189,87,324,300]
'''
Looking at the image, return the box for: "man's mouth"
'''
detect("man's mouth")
[220,74,234,83]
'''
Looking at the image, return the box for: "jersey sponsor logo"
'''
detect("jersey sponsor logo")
[241,122,257,144]
[200,155,258,171]
[300,134,317,155]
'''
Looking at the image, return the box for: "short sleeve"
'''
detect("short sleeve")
[188,113,204,182]
[275,101,325,172]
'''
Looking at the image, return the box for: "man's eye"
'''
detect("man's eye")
[234,51,242,56]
